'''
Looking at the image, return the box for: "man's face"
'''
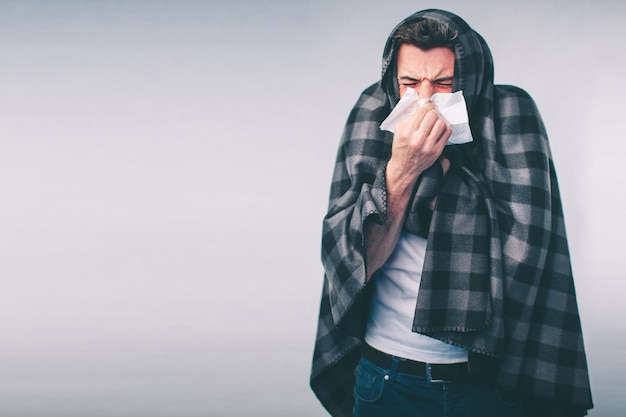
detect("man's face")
[396,44,455,99]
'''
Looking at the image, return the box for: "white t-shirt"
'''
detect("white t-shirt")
[364,232,468,364]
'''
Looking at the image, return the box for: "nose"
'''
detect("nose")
[416,80,435,99]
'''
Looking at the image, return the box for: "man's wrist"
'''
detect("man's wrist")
[386,159,421,197]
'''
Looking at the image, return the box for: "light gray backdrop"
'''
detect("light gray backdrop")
[1,1,624,416]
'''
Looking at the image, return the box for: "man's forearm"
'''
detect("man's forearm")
[365,166,416,280]
[365,102,452,280]
[365,157,450,280]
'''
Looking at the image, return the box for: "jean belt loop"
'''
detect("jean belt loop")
[389,356,400,381]
[426,363,446,384]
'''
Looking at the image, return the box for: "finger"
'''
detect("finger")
[404,102,437,132]
[433,118,452,141]
[414,118,450,157]
[415,109,442,139]
[438,121,453,143]
[428,118,452,144]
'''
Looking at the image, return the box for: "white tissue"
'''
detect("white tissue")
[379,89,473,145]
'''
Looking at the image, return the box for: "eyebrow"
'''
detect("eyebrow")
[398,75,454,83]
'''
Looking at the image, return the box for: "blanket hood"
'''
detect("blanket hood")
[380,9,494,119]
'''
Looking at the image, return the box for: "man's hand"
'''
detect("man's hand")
[386,102,452,190]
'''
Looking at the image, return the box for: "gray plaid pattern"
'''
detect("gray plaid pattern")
[311,9,592,417]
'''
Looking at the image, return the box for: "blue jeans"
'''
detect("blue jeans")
[353,356,524,417]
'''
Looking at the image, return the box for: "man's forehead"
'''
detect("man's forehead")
[396,44,455,75]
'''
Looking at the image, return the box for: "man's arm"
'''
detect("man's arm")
[365,103,452,280]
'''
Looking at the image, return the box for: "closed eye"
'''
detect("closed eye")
[398,77,453,88]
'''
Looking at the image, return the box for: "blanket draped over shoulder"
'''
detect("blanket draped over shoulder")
[310,9,592,417]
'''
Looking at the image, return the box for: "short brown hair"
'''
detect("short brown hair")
[392,18,458,50]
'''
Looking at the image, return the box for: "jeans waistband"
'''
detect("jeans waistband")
[362,344,472,383]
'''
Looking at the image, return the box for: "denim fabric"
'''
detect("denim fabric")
[353,356,524,417]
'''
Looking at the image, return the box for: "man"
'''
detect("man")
[311,9,592,417]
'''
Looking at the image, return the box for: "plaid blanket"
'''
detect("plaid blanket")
[311,9,592,417]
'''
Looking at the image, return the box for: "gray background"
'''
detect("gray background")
[1,0,624,416]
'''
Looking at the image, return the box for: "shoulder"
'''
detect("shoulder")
[492,84,547,136]
[355,82,387,108]
[493,85,541,116]
[494,84,532,99]
[346,82,391,126]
